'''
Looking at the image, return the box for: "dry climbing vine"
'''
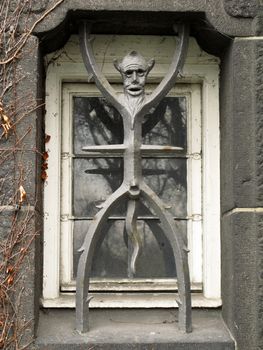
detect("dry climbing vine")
[0,1,64,349]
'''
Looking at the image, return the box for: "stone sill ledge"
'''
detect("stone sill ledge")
[36,309,235,350]
[41,293,222,308]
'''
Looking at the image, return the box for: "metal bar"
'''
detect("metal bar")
[71,152,198,159]
[139,24,190,118]
[82,144,183,153]
[79,22,126,116]
[66,216,190,221]
[74,153,188,159]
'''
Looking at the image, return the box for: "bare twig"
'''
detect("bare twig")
[0,0,65,65]
[0,1,65,348]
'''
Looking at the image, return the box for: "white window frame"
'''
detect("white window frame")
[42,35,220,308]
[60,83,201,290]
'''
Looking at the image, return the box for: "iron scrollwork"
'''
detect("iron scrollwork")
[76,21,192,333]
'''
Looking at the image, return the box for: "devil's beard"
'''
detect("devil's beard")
[121,93,145,117]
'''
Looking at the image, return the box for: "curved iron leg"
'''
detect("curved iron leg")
[140,183,192,332]
[76,185,128,333]
[140,202,176,276]
[126,199,141,277]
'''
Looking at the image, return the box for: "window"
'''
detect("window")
[42,35,220,308]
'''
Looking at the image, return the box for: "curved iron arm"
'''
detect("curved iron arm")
[80,22,189,118]
[140,24,189,116]
[79,21,127,116]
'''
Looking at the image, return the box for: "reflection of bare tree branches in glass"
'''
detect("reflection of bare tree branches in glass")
[142,158,187,217]
[73,97,123,192]
[72,95,187,277]
[74,96,187,150]
[143,98,187,150]
[73,218,185,279]
[73,158,123,216]
[73,95,187,193]
[73,97,123,149]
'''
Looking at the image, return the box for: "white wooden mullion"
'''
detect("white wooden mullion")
[187,84,202,284]
[202,70,221,299]
[60,88,74,286]
[43,70,61,299]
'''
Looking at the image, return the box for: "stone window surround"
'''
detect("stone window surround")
[42,33,220,311]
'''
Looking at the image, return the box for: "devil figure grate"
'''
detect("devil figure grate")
[76,21,192,333]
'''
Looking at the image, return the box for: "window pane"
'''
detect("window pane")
[72,94,188,283]
[143,97,187,149]
[73,219,186,279]
[73,220,128,278]
[73,96,187,153]
[143,158,187,217]
[73,97,123,154]
[73,158,123,217]
[73,158,187,218]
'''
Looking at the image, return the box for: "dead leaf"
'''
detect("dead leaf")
[41,170,48,181]
[41,162,48,170]
[19,185,26,204]
[7,276,13,285]
[42,151,49,161]
[6,265,14,274]
[45,134,51,143]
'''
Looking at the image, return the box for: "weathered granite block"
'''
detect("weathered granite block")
[32,0,254,40]
[221,38,263,212]
[224,0,258,18]
[36,309,234,350]
[12,36,44,206]
[222,211,263,350]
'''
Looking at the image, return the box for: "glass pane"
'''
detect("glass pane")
[143,97,187,149]
[71,94,188,283]
[73,220,128,278]
[73,96,187,153]
[73,158,186,218]
[73,96,123,154]
[73,219,187,279]
[73,158,123,217]
[143,158,187,217]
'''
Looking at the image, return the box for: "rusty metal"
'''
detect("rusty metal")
[76,21,191,333]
